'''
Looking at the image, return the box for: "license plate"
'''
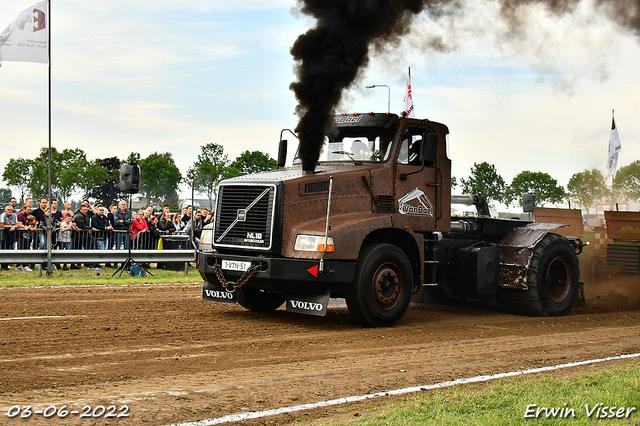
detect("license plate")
[221,259,251,272]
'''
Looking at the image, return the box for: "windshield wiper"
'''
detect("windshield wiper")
[331,150,358,165]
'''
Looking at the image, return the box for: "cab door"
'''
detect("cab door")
[394,132,437,233]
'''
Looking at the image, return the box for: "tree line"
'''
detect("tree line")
[459,161,640,210]
[3,145,637,212]
[0,143,276,208]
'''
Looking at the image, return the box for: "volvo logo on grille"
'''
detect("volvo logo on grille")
[216,186,272,245]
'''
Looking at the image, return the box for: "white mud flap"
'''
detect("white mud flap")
[202,282,237,304]
[286,291,330,317]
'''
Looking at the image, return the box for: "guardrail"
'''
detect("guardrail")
[0,249,195,264]
[0,228,196,274]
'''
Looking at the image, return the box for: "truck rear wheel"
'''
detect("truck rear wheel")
[235,287,286,312]
[496,233,579,316]
[346,243,413,327]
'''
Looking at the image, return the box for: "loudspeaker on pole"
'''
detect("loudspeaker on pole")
[120,163,140,194]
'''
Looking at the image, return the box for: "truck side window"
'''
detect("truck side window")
[397,136,423,166]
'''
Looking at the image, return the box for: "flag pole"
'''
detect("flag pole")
[46,0,52,276]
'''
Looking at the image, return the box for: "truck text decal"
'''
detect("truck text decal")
[244,232,264,244]
[398,188,434,217]
[204,289,235,300]
[332,115,363,124]
[290,300,324,311]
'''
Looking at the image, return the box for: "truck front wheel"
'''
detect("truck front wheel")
[496,233,579,316]
[235,287,286,312]
[346,243,413,327]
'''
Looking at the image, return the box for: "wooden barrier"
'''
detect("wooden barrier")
[533,207,583,238]
[604,211,640,242]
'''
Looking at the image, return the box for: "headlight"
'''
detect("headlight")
[200,229,213,246]
[294,235,335,252]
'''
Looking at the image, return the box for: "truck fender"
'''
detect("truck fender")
[284,214,422,288]
[285,213,393,261]
[496,222,566,290]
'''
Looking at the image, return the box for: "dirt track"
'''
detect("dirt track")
[0,274,639,426]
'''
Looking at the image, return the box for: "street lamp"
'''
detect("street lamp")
[365,84,390,112]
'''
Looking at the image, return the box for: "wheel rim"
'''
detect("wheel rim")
[372,262,403,311]
[545,256,571,303]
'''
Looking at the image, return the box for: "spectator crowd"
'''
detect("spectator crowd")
[0,197,212,271]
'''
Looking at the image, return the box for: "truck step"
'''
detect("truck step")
[422,283,438,287]
[424,260,439,264]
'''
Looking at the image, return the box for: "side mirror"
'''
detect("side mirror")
[422,133,437,166]
[277,140,288,169]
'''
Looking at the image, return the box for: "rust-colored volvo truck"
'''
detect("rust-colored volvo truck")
[197,113,583,327]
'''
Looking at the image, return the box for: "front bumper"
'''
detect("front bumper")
[197,252,356,293]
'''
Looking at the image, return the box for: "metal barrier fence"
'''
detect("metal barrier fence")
[0,229,195,271]
[1,228,174,250]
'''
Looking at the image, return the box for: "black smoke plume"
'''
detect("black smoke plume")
[290,0,429,172]
[290,0,640,172]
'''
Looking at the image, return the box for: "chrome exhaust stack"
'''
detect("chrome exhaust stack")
[450,193,490,234]
[451,193,491,217]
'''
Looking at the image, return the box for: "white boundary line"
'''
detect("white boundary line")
[0,315,87,321]
[165,352,640,426]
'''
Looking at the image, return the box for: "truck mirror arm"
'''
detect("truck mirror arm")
[400,160,425,181]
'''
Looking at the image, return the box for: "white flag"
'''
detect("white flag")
[403,67,415,118]
[0,1,49,66]
[606,111,622,178]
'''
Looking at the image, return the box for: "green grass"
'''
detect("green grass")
[0,264,201,287]
[317,362,640,426]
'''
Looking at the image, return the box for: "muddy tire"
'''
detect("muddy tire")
[235,287,286,312]
[346,244,413,327]
[496,233,579,316]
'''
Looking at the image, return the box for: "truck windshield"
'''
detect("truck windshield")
[293,126,397,164]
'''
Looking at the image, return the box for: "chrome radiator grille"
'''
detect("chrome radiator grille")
[213,184,276,250]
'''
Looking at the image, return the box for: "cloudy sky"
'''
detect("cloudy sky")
[1,0,638,205]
